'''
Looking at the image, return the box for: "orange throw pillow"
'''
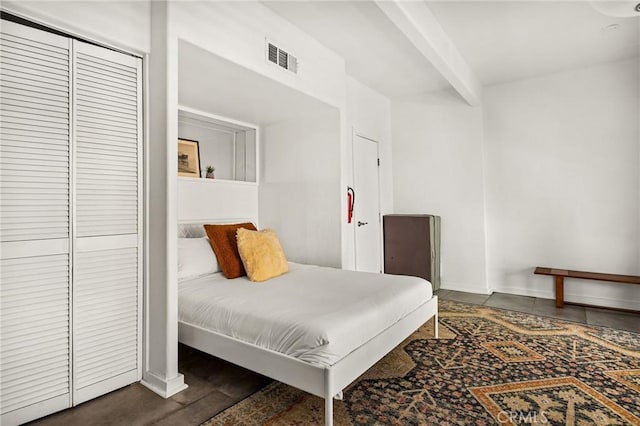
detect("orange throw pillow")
[204,222,256,278]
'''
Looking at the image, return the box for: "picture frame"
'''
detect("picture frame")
[177,138,201,178]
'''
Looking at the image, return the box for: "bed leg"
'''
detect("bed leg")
[324,370,334,426]
[325,396,333,426]
[434,312,439,338]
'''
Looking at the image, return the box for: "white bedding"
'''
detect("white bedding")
[178,263,433,367]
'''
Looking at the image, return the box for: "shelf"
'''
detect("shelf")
[177,176,258,187]
[177,105,259,185]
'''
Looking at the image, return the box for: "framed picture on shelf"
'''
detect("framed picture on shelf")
[177,138,201,178]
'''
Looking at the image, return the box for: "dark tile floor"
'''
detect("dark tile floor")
[439,290,640,333]
[31,291,639,425]
[30,345,271,426]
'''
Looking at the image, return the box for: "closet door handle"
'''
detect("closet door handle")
[357,221,368,227]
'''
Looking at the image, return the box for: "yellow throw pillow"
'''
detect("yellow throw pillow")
[236,228,289,282]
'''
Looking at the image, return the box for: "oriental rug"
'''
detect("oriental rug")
[202,300,640,425]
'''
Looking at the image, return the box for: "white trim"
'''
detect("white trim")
[69,37,77,408]
[141,371,188,399]
[142,51,151,398]
[178,296,438,426]
[232,131,237,179]
[178,119,237,136]
[177,176,257,187]
[492,284,640,311]
[353,130,381,144]
[166,33,180,386]
[0,4,147,57]
[136,51,145,382]
[177,218,256,225]
[440,280,493,295]
[178,105,258,131]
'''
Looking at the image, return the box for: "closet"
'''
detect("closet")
[0,19,142,425]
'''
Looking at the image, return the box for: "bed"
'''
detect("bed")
[177,223,438,426]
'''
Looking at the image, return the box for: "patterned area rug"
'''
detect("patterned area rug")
[203,300,640,425]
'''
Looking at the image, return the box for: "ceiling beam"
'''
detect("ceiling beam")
[375,0,482,106]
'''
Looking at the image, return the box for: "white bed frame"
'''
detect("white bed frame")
[177,222,438,425]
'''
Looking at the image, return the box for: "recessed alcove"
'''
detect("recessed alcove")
[178,107,257,183]
[176,39,342,267]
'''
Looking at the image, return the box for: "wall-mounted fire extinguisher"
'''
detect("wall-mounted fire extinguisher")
[347,186,355,224]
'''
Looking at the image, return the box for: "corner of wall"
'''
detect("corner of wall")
[389,92,490,294]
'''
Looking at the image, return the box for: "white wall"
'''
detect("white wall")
[391,90,490,294]
[343,77,394,270]
[260,108,342,267]
[2,0,150,54]
[484,59,640,309]
[177,179,259,225]
[169,1,346,110]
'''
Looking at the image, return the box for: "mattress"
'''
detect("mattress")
[178,263,433,367]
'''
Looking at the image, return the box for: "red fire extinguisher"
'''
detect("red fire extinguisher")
[347,187,355,223]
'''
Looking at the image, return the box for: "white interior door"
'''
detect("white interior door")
[0,20,72,425]
[72,39,142,405]
[353,134,381,273]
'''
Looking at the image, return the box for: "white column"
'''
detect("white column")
[142,0,186,398]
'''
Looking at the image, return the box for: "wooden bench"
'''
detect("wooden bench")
[534,267,640,313]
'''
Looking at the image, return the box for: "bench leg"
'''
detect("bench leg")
[555,276,564,308]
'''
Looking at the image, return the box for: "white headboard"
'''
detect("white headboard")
[177,177,259,232]
[177,218,255,238]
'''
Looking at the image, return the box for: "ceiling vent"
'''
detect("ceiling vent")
[266,40,298,74]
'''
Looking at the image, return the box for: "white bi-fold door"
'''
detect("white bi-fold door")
[72,38,142,405]
[0,22,73,424]
[0,20,142,425]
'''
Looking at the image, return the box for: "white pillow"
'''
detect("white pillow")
[177,237,220,281]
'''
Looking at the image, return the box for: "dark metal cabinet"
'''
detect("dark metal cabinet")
[383,214,441,290]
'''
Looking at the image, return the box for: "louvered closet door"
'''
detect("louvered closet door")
[72,40,142,404]
[0,21,72,425]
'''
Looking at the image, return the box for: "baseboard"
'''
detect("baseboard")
[440,280,492,295]
[492,285,553,300]
[493,284,640,311]
[141,371,188,398]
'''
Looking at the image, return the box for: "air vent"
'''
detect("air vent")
[266,40,298,74]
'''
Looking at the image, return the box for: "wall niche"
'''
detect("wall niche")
[178,107,257,183]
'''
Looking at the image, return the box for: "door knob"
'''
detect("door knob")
[357,221,368,227]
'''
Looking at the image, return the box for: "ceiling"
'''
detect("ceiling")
[264,1,453,98]
[427,1,640,86]
[265,1,640,98]
[178,41,338,126]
